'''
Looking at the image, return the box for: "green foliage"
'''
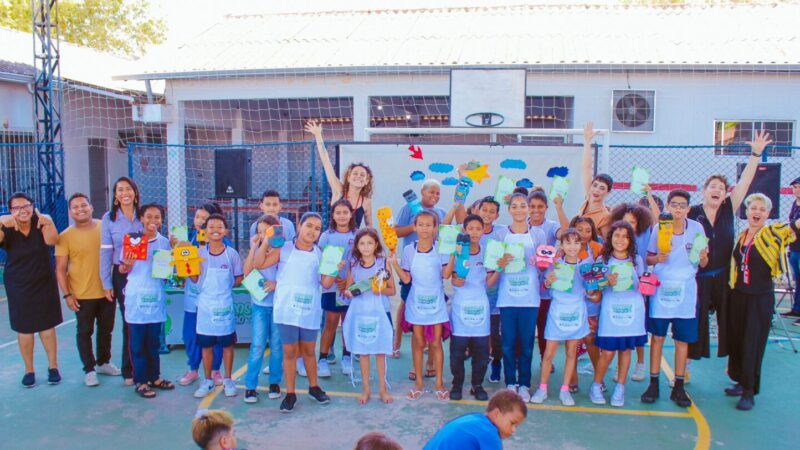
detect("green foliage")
[0,0,165,57]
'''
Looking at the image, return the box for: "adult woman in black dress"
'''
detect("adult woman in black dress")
[687,131,771,361]
[0,193,62,387]
[726,193,798,410]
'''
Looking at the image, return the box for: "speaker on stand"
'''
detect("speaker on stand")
[214,148,251,251]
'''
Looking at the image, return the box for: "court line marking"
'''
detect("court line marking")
[0,318,76,349]
[196,349,268,411]
[660,357,711,450]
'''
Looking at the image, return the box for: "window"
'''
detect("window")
[369,96,450,128]
[118,129,138,149]
[520,96,575,144]
[714,120,794,157]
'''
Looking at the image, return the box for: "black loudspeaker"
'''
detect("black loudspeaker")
[214,148,251,199]
[736,162,781,219]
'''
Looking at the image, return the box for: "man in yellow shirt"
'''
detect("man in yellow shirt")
[55,193,121,386]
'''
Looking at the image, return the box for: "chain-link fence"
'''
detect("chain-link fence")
[1,140,45,265]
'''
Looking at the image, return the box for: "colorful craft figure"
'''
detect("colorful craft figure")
[639,272,660,296]
[402,190,423,216]
[371,267,391,293]
[196,229,207,245]
[265,225,285,248]
[453,176,473,205]
[454,233,471,278]
[123,232,149,261]
[465,161,490,184]
[170,245,205,277]
[579,261,609,291]
[657,212,674,254]
[376,206,399,252]
[535,245,557,270]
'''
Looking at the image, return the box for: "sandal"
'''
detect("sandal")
[424,369,436,378]
[435,390,450,401]
[136,383,156,399]
[390,349,401,359]
[150,379,175,390]
[406,388,424,401]
[408,371,417,381]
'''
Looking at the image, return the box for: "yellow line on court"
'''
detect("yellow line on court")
[196,349,269,411]
[660,357,712,450]
[240,385,692,419]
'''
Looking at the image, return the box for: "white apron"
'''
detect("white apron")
[342,260,393,355]
[183,277,200,313]
[273,245,323,330]
[196,249,236,336]
[404,248,449,326]
[544,261,589,341]
[124,251,167,325]
[598,290,646,338]
[497,229,541,308]
[651,228,699,319]
[450,252,490,337]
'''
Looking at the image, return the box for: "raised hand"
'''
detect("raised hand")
[746,130,773,157]
[304,120,323,138]
[0,215,16,229]
[34,208,53,228]
[583,121,597,142]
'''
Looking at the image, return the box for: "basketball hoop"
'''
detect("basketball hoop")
[465,112,505,128]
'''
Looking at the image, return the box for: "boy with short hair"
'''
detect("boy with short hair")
[191,410,237,450]
[249,190,296,242]
[424,390,528,449]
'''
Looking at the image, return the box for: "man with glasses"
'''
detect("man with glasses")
[641,190,709,408]
[55,193,121,386]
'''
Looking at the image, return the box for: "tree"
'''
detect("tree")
[0,0,166,57]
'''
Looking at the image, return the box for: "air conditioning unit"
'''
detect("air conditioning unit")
[132,104,174,123]
[611,90,655,133]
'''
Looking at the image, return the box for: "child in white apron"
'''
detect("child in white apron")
[388,210,449,401]
[642,190,708,408]
[477,197,508,384]
[191,214,244,399]
[255,212,339,413]
[118,204,173,398]
[342,228,396,405]
[591,221,646,408]
[532,228,591,406]
[319,199,357,378]
[445,215,501,402]
[495,193,546,403]
[243,215,282,404]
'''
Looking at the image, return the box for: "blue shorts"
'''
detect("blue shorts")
[647,317,698,343]
[277,324,318,345]
[197,332,236,348]
[400,281,411,301]
[321,292,349,313]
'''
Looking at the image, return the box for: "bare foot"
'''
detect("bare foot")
[358,391,371,405]
[379,390,394,404]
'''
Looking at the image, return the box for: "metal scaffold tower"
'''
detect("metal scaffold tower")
[32,0,67,228]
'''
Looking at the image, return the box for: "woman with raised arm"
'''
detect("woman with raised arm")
[305,120,374,228]
[687,131,771,363]
[579,122,613,238]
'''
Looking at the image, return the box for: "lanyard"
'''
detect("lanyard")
[739,237,754,285]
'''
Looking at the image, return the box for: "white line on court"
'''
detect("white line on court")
[0,318,76,349]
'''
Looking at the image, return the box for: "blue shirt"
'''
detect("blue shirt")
[424,413,502,450]
[396,204,447,249]
[100,210,143,290]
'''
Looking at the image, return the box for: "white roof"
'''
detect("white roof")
[119,3,800,80]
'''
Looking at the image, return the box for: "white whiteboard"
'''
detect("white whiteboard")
[450,69,527,128]
[339,144,585,226]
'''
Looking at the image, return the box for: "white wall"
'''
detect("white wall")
[0,81,34,131]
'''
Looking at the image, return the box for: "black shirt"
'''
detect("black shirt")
[732,238,774,294]
[689,197,735,273]
[789,202,800,252]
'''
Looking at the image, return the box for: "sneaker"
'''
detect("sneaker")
[640,382,660,404]
[193,379,215,398]
[158,344,171,355]
[262,365,270,375]
[84,371,99,387]
[223,378,237,397]
[178,370,200,386]
[308,386,330,404]
[724,383,743,397]
[296,358,307,377]
[449,387,463,401]
[559,390,576,406]
[268,383,282,399]
[780,310,800,318]
[631,363,647,382]
[47,368,62,385]
[341,355,353,376]
[518,386,531,402]
[489,362,501,383]
[670,386,692,408]
[327,353,337,365]
[317,359,332,378]
[22,372,36,388]
[507,384,518,394]
[736,395,755,411]
[589,383,606,405]
[211,370,223,386]
[531,387,548,404]
[244,389,259,403]
[610,384,626,407]
[280,393,297,413]
[471,385,489,401]
[96,363,122,376]
[578,362,595,375]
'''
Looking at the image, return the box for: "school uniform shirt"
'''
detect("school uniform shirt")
[248,216,296,244]
[450,247,492,337]
[544,256,591,341]
[480,223,508,315]
[396,204,447,250]
[531,219,560,299]
[598,255,646,338]
[401,241,450,325]
[423,413,502,450]
[318,229,356,294]
[196,245,244,288]
[342,257,394,355]
[119,234,171,324]
[273,243,324,329]
[496,226,546,308]
[646,219,705,319]
[100,210,143,290]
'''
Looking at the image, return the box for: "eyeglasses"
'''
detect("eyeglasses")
[669,202,689,209]
[10,203,33,213]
